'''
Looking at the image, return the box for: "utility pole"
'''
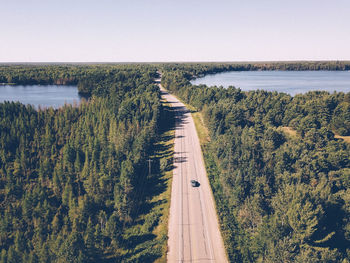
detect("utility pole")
[229,145,232,172]
[147,159,153,176]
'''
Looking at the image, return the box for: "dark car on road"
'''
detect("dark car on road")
[191,180,199,187]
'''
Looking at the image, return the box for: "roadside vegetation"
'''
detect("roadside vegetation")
[0,65,174,262]
[161,62,350,262]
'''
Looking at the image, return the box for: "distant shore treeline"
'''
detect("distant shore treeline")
[160,61,350,79]
[1,61,350,91]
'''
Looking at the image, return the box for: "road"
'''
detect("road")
[155,77,228,262]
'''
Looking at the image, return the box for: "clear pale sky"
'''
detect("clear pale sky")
[1,0,350,62]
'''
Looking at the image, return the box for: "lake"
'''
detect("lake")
[191,71,350,96]
[0,85,82,109]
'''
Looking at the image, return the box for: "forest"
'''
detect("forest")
[1,62,350,262]
[0,64,173,262]
[161,63,350,262]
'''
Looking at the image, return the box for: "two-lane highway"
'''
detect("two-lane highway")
[157,79,228,262]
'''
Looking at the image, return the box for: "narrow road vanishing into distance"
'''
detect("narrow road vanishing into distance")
[155,75,228,262]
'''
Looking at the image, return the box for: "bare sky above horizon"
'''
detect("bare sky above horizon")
[1,0,350,62]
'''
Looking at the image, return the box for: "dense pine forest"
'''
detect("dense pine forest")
[1,62,350,262]
[161,63,350,262]
[0,65,174,262]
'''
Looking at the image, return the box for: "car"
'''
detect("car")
[190,180,199,187]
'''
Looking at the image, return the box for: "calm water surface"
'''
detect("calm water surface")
[191,71,350,96]
[0,85,81,108]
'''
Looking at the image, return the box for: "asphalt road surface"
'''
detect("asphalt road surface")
[156,79,228,262]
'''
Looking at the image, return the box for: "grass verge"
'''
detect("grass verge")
[192,112,210,145]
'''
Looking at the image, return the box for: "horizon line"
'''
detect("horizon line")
[1,59,350,65]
